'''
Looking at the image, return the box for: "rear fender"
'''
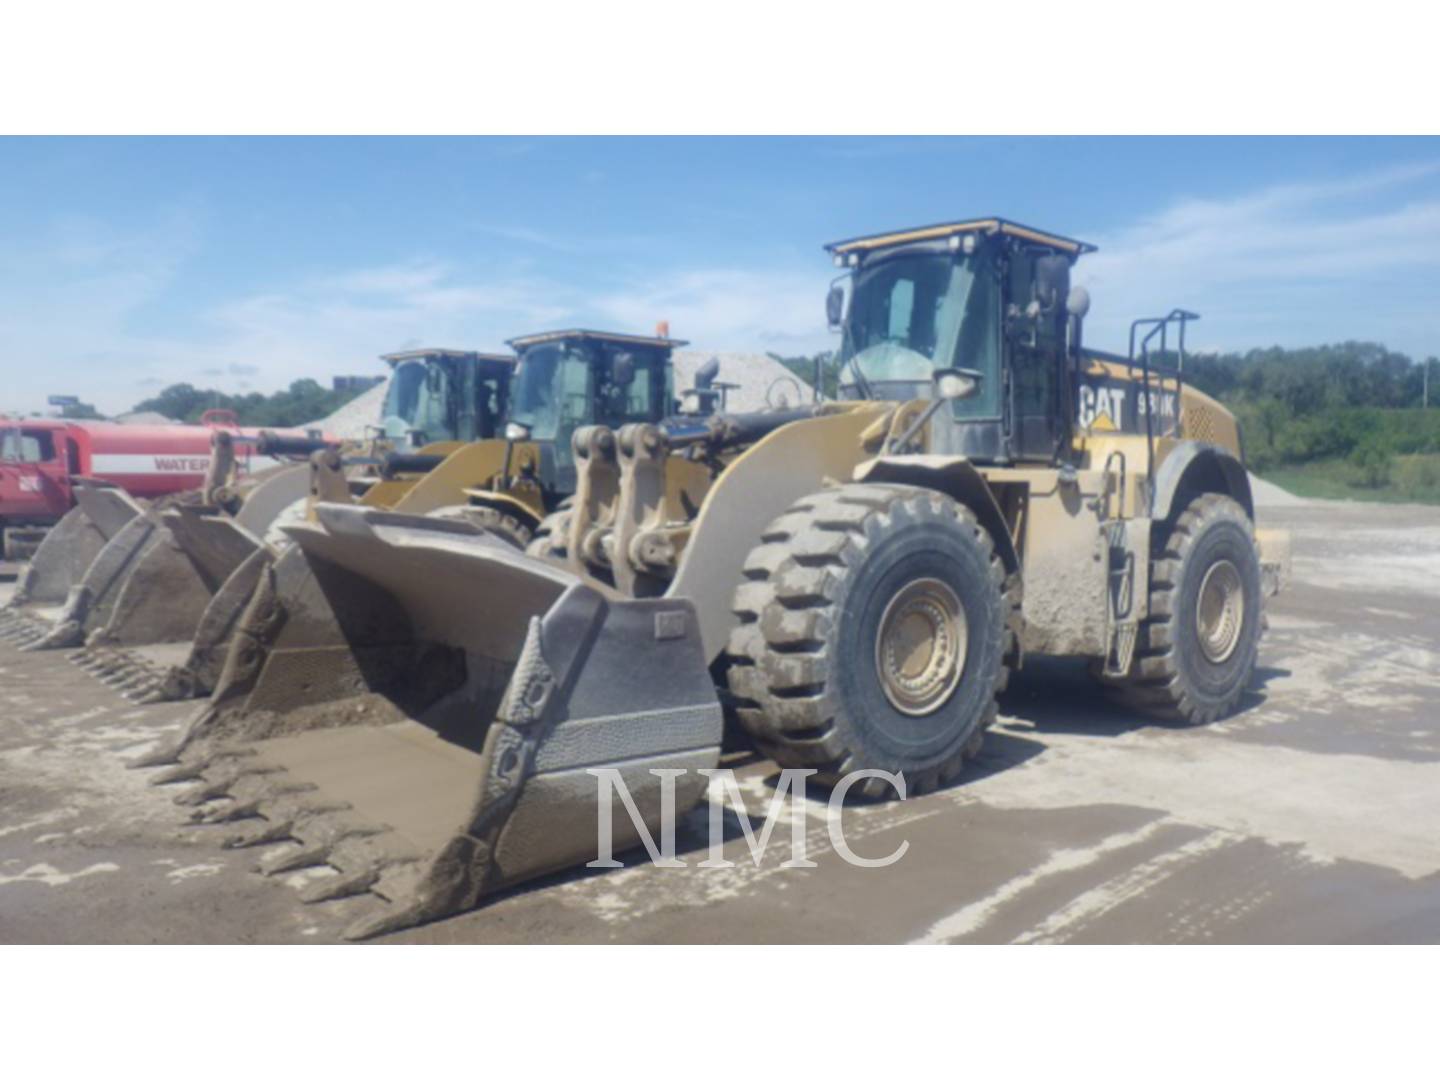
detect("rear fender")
[1151,441,1254,523]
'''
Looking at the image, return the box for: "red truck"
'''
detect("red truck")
[0,411,305,559]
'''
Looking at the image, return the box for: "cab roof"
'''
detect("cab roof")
[506,329,689,351]
[825,218,1097,258]
[380,348,515,366]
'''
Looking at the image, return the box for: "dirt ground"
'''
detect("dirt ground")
[2,498,1438,944]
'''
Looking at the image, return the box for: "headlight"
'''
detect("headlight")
[505,421,532,442]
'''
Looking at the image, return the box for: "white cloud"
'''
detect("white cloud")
[1076,162,1440,358]
[590,267,829,356]
[0,212,832,415]
[10,158,1439,419]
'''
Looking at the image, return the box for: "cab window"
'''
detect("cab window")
[2,428,57,462]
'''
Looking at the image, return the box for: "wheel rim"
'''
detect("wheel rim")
[874,577,967,716]
[1196,559,1245,664]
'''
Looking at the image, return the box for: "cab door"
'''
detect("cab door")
[1006,252,1068,463]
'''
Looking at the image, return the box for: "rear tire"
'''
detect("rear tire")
[1117,493,1262,724]
[526,508,571,561]
[724,483,1009,797]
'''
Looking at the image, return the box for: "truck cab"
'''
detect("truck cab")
[0,418,76,525]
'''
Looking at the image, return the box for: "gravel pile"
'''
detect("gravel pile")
[308,379,389,439]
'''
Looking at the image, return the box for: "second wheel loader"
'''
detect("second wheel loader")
[138,217,1289,939]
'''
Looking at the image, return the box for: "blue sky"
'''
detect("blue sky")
[3,136,1439,414]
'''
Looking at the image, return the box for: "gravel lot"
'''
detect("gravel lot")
[3,498,1438,944]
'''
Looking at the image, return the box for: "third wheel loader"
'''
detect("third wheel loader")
[138,218,1289,939]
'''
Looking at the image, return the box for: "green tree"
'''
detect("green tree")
[130,378,369,427]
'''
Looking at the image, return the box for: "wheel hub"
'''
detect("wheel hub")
[875,578,967,716]
[1196,559,1244,664]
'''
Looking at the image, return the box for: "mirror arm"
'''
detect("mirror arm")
[888,397,946,454]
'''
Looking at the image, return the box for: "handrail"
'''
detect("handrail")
[1127,309,1200,511]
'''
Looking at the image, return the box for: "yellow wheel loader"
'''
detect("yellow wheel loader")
[138,218,1288,939]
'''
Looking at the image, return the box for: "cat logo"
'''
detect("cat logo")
[1078,384,1125,430]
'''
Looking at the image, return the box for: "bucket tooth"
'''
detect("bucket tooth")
[299,867,380,904]
[174,757,283,806]
[194,797,266,824]
[123,679,162,702]
[262,842,334,875]
[291,814,384,851]
[222,819,295,849]
[176,779,235,808]
[115,670,152,692]
[149,760,208,785]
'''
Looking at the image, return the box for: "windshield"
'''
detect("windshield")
[509,343,593,447]
[2,427,56,462]
[381,359,456,443]
[510,340,673,467]
[837,251,1001,417]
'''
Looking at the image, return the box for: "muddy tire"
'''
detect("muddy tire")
[526,507,571,561]
[724,483,1009,797]
[1119,493,1262,724]
[426,505,533,550]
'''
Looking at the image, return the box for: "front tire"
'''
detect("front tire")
[426,504,534,550]
[724,483,1009,797]
[1120,493,1262,724]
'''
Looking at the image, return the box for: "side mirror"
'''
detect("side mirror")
[504,420,533,442]
[611,352,636,387]
[933,367,983,402]
[695,355,720,390]
[826,284,845,330]
[1066,286,1091,319]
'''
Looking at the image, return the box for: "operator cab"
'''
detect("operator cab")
[379,348,517,446]
[826,218,1096,466]
[504,328,685,491]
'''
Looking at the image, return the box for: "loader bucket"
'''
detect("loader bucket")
[0,485,153,649]
[66,463,309,700]
[142,504,723,939]
[2,484,139,615]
